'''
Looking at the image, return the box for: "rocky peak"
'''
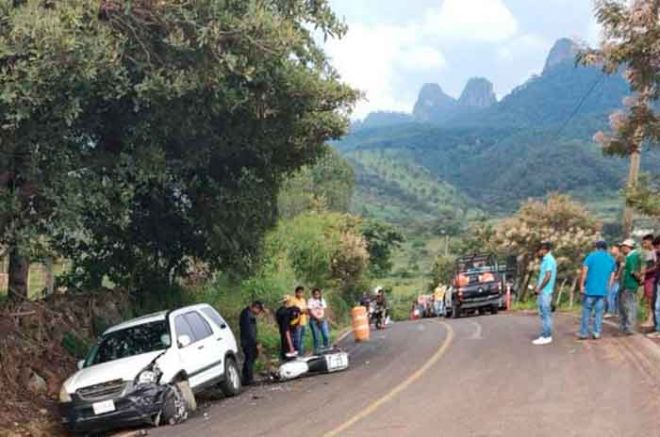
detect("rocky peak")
[412,83,457,122]
[543,38,579,73]
[458,77,496,109]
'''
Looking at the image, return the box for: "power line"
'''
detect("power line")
[549,75,604,143]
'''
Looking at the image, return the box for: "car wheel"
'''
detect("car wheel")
[451,304,460,319]
[219,357,241,397]
[160,381,195,426]
[491,305,499,315]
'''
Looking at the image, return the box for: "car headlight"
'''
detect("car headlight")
[136,364,162,385]
[59,385,72,403]
[137,370,158,385]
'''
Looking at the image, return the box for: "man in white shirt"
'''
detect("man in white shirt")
[308,288,330,353]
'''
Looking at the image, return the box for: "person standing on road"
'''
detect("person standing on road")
[533,241,557,345]
[619,239,642,335]
[239,301,264,385]
[308,288,330,353]
[605,244,623,318]
[647,236,660,339]
[291,286,309,355]
[641,234,657,328]
[578,241,616,340]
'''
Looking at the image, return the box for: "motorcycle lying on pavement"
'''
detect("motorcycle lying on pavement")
[273,347,349,381]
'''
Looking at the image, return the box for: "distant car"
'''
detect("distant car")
[445,254,503,318]
[58,304,241,434]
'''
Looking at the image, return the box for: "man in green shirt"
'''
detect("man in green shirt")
[619,239,642,334]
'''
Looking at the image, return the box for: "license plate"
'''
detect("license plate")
[92,399,115,415]
[326,353,348,371]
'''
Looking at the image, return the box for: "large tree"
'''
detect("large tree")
[581,0,660,232]
[0,0,357,298]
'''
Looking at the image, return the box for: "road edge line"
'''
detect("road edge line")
[323,320,455,437]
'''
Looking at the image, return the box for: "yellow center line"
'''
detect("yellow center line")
[324,320,455,436]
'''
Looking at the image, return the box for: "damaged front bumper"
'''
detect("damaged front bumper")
[59,383,168,434]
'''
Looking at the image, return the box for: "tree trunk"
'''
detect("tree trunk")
[568,276,578,309]
[622,145,641,238]
[8,246,29,301]
[555,278,568,307]
[622,89,648,238]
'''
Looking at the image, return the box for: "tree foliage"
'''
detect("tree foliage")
[580,0,660,218]
[248,213,370,299]
[278,146,355,219]
[0,0,358,295]
[490,194,601,283]
[360,220,403,276]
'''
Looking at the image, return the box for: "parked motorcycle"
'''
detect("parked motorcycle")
[369,302,387,330]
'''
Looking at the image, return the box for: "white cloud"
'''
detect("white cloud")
[423,0,518,42]
[496,33,548,62]
[324,23,446,118]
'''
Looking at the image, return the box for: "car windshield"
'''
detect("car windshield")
[85,321,170,366]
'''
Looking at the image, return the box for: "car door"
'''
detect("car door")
[200,306,237,357]
[183,310,224,387]
[171,310,222,389]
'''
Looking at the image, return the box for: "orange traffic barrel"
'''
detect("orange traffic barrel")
[351,306,370,342]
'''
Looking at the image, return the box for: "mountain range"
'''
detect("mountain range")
[337,38,658,226]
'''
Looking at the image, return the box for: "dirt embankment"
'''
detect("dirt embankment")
[0,290,132,436]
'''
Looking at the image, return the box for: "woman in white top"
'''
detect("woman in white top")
[307,288,330,353]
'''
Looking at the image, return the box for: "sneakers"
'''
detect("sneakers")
[592,333,601,340]
[532,336,553,345]
[646,331,660,339]
[576,335,589,340]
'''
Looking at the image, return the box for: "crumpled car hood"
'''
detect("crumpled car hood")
[64,350,164,392]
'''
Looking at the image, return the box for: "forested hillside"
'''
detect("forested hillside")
[344,148,476,226]
[336,38,659,221]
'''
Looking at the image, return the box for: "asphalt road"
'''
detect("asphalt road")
[151,313,660,437]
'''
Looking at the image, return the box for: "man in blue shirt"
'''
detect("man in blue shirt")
[533,241,557,345]
[578,240,616,340]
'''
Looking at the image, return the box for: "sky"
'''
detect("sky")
[323,0,601,119]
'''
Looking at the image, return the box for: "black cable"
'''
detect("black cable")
[549,74,604,142]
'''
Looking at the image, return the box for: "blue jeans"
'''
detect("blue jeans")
[537,293,553,338]
[293,325,306,354]
[607,282,619,314]
[310,319,330,352]
[579,295,606,337]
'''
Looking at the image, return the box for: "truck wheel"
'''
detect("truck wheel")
[219,357,241,397]
[491,305,499,315]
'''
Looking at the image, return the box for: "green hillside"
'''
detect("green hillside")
[345,148,478,226]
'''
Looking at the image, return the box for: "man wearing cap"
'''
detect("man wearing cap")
[533,241,557,345]
[578,241,616,340]
[619,239,642,335]
[239,301,264,385]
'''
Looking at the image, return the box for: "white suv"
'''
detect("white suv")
[58,303,241,434]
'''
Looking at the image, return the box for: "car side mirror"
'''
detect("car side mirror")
[178,335,192,348]
[77,360,85,370]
